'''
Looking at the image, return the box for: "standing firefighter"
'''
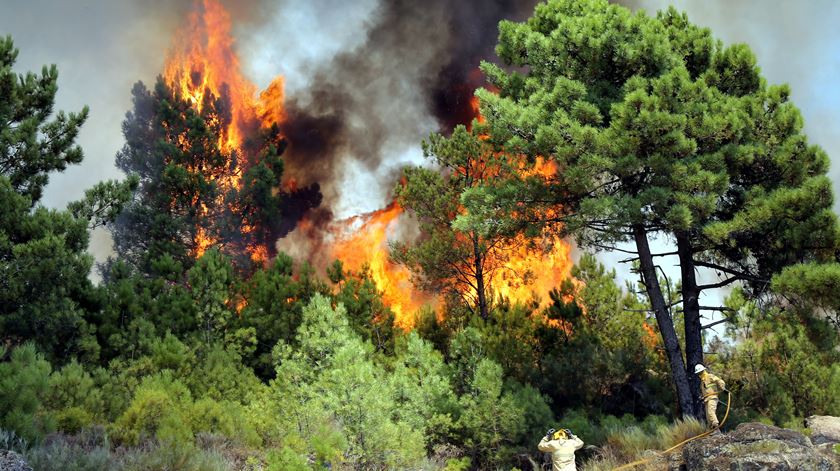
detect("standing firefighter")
[538,428,584,471]
[695,364,727,429]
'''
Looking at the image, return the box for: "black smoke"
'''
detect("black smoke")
[278,0,539,214]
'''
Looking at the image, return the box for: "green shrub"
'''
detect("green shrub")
[781,417,807,434]
[0,344,53,441]
[583,418,706,470]
[186,344,261,404]
[653,418,706,450]
[111,372,193,445]
[45,360,103,433]
[607,426,654,458]
[53,407,95,435]
[188,398,260,447]
[120,443,231,471]
[266,446,309,471]
[308,424,347,467]
[557,409,605,445]
[443,456,471,471]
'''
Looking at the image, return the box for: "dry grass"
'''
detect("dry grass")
[582,418,707,471]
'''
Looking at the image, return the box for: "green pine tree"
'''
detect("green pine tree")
[1,36,135,360]
[392,126,517,319]
[457,0,840,417]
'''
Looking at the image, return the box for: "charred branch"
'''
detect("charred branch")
[702,318,734,330]
[697,276,741,291]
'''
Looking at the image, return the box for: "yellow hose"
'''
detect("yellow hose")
[610,390,731,471]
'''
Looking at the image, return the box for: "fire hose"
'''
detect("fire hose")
[610,389,731,471]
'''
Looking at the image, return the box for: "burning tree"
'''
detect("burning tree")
[393,126,504,320]
[106,0,574,331]
[111,78,287,274]
[393,125,562,319]
[460,0,840,418]
[109,0,317,276]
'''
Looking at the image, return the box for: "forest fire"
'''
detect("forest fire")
[329,202,436,329]
[162,0,574,326]
[162,0,284,261]
[163,0,254,156]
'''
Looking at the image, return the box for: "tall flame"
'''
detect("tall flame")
[162,0,284,262]
[161,0,576,326]
[163,0,256,155]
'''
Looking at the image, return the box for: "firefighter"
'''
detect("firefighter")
[694,363,727,429]
[538,428,584,471]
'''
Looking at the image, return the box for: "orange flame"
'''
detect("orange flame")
[327,95,574,326]
[494,233,574,309]
[330,202,435,329]
[162,0,284,262]
[163,0,256,155]
[166,4,577,327]
[329,200,575,328]
[257,77,286,127]
[469,95,485,125]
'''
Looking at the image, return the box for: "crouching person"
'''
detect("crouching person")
[538,428,584,471]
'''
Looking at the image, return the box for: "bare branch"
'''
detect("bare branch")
[702,318,733,330]
[590,243,638,255]
[656,265,676,314]
[694,260,761,281]
[699,306,737,312]
[618,251,678,263]
[697,276,741,291]
[624,298,682,313]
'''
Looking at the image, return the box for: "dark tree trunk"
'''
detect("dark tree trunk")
[473,235,489,319]
[676,232,704,419]
[633,224,694,417]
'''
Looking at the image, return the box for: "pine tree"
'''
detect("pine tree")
[0,36,135,360]
[110,79,304,276]
[392,126,515,319]
[460,0,840,417]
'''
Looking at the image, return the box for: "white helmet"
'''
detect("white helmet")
[694,364,706,374]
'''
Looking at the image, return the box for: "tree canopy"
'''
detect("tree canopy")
[458,0,840,417]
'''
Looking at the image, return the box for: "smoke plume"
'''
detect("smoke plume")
[272,0,539,221]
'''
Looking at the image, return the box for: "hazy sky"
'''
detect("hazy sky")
[600,0,840,324]
[2,0,839,316]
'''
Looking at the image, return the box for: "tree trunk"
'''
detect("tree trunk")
[676,232,704,419]
[473,235,489,319]
[633,224,694,417]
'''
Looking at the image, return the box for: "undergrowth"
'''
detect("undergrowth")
[581,418,706,471]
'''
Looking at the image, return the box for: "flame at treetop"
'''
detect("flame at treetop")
[161,0,284,261]
[163,0,255,155]
[160,0,576,325]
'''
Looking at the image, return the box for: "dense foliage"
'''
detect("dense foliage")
[456,0,840,419]
[2,1,840,469]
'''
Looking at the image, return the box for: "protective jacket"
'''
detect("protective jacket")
[700,371,726,400]
[538,435,584,471]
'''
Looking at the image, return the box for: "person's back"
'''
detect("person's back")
[538,429,584,471]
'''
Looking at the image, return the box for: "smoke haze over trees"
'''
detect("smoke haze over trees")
[1,1,840,470]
